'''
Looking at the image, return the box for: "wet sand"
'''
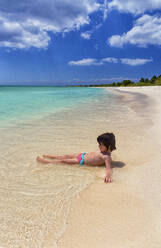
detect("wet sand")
[58,86,161,248]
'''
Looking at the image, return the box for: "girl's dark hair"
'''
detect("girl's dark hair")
[97,132,116,152]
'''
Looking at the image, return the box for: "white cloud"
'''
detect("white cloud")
[68,58,102,66]
[102,57,118,63]
[0,17,50,49]
[108,0,161,15]
[121,58,153,66]
[0,0,101,49]
[68,57,118,66]
[102,0,108,20]
[109,14,161,48]
[81,31,91,40]
[68,57,151,66]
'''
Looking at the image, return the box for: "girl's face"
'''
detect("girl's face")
[98,142,108,153]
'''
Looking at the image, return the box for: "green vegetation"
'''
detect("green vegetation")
[73,74,161,87]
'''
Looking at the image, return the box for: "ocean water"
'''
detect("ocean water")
[0,86,110,125]
[0,86,138,248]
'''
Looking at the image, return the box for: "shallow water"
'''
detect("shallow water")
[0,87,153,247]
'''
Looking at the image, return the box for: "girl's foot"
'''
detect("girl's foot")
[36,156,51,164]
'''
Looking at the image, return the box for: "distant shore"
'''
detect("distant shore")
[0,74,161,87]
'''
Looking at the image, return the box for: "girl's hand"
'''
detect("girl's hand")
[104,170,112,183]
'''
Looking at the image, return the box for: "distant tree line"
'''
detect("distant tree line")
[74,74,161,87]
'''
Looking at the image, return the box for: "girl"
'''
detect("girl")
[36,132,116,183]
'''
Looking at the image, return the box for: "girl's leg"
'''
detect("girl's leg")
[42,153,78,159]
[36,156,79,165]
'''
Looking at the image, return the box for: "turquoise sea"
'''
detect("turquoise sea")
[0,86,113,126]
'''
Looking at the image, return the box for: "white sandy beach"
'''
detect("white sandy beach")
[58,86,161,248]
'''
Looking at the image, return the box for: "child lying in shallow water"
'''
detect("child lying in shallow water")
[36,132,116,183]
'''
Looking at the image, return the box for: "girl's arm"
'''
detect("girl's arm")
[104,156,112,183]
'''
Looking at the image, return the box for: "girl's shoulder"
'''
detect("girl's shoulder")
[101,151,111,159]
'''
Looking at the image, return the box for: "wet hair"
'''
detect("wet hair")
[97,132,116,152]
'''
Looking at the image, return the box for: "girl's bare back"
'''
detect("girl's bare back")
[84,152,105,166]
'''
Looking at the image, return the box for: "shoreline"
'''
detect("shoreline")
[58,86,161,248]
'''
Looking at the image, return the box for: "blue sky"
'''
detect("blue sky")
[0,0,161,85]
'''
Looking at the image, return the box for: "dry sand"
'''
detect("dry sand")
[58,86,161,248]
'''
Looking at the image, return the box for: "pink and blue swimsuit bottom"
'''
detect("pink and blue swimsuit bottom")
[77,153,86,166]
